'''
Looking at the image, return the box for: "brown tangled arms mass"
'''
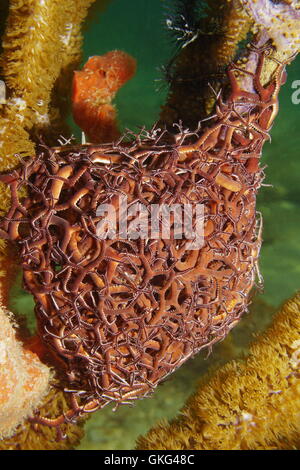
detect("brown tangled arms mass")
[0,40,289,434]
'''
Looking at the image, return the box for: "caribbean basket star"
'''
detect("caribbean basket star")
[0,29,296,435]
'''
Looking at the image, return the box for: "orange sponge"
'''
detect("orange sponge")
[72,50,136,143]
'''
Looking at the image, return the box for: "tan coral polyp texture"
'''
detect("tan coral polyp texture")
[0,306,50,439]
[136,292,300,450]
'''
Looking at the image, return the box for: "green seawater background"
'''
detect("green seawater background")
[10,0,300,450]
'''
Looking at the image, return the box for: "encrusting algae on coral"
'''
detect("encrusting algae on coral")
[136,291,300,450]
